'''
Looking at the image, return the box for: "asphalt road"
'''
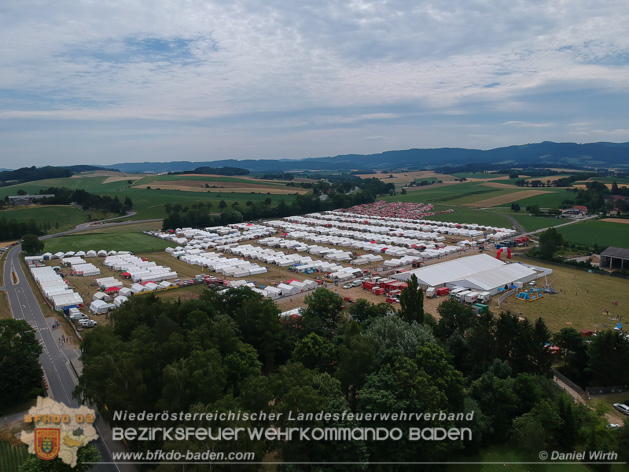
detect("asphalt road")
[2,244,125,472]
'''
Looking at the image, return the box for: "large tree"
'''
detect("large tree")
[21,234,44,255]
[538,227,564,258]
[398,274,424,324]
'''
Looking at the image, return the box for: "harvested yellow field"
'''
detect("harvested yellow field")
[139,180,310,194]
[462,190,550,207]
[600,218,629,224]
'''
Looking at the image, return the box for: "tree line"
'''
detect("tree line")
[76,277,628,469]
[161,177,394,231]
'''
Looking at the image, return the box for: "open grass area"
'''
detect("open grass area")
[0,291,12,319]
[495,211,560,232]
[0,175,134,197]
[427,205,514,228]
[487,256,629,333]
[43,231,174,254]
[80,220,164,234]
[558,220,629,249]
[507,189,571,209]
[0,205,88,232]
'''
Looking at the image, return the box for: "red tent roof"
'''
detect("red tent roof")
[121,272,131,276]
[105,287,119,292]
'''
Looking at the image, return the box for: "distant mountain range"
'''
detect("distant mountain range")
[102,141,629,174]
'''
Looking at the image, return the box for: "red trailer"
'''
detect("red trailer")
[372,287,386,295]
[363,281,377,290]
[436,287,450,296]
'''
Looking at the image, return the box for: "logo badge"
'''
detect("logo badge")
[34,428,61,460]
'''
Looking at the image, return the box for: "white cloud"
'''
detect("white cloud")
[1,0,629,164]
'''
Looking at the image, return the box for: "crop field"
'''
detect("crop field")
[501,189,571,209]
[459,189,550,207]
[43,231,174,254]
[558,220,629,249]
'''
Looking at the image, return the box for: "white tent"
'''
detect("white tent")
[85,250,97,258]
[113,296,129,307]
[131,283,147,293]
[118,287,133,297]
[89,299,114,314]
[93,292,112,302]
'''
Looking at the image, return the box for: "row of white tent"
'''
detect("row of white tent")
[30,266,83,311]
[322,210,517,240]
[103,255,178,283]
[222,243,354,269]
[151,224,275,253]
[58,256,101,277]
[42,249,129,260]
[176,251,267,277]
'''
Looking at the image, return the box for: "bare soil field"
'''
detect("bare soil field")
[462,190,550,207]
[137,180,309,195]
[571,183,615,190]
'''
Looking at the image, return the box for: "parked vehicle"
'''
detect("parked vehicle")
[613,403,629,415]
[79,319,98,328]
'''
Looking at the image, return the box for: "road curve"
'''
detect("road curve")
[2,245,130,472]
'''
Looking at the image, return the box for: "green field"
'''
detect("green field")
[505,189,572,209]
[0,205,89,234]
[100,188,298,220]
[42,231,174,253]
[424,205,513,228]
[0,176,134,197]
[558,220,629,249]
[138,174,290,187]
[0,441,28,472]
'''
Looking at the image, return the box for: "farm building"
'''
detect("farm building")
[391,254,542,295]
[599,247,629,270]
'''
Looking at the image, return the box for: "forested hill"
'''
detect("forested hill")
[104,141,629,173]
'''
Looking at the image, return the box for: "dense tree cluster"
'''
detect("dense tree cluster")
[554,327,629,388]
[0,217,43,240]
[76,284,625,468]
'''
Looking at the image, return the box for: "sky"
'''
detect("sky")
[1,0,629,167]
